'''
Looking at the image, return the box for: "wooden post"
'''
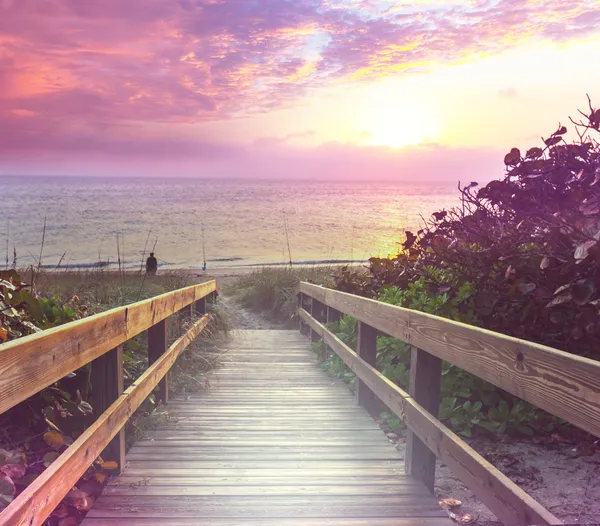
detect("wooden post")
[148,319,169,404]
[356,321,379,416]
[91,345,125,473]
[310,299,326,343]
[325,306,341,359]
[195,296,207,317]
[405,345,442,493]
[297,293,305,335]
[298,293,310,336]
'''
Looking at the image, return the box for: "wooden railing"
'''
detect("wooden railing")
[298,282,600,526]
[0,280,217,526]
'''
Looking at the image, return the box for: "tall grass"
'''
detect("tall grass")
[225,265,339,325]
[34,268,194,312]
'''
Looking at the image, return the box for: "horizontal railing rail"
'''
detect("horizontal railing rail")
[297,282,600,525]
[0,280,217,526]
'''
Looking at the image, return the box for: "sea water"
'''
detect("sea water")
[1,176,459,269]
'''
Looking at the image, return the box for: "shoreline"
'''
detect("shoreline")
[35,262,365,279]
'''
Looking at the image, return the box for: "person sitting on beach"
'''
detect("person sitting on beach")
[146,252,158,276]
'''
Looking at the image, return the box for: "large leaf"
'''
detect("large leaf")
[43,430,65,450]
[0,473,16,508]
[0,464,25,480]
[64,489,93,511]
[503,148,521,166]
[572,279,596,306]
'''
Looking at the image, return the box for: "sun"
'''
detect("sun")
[359,101,439,148]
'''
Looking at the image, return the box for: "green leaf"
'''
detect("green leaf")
[0,474,16,507]
[43,452,60,468]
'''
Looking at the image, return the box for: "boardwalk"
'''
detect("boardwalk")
[82,330,450,525]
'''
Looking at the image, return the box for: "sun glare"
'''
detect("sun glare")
[359,102,439,148]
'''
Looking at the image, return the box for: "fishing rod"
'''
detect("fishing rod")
[201,222,207,271]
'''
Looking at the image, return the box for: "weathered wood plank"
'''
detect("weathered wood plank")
[108,475,409,486]
[88,495,447,516]
[0,314,210,526]
[122,460,405,470]
[299,309,560,526]
[83,330,449,526]
[83,518,452,526]
[0,281,216,415]
[102,483,427,497]
[125,451,402,461]
[299,282,600,439]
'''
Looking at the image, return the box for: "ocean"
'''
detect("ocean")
[1,176,460,270]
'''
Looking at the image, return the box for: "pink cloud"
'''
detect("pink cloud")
[0,0,598,161]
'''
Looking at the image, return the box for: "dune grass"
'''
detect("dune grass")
[33,268,194,311]
[224,265,339,325]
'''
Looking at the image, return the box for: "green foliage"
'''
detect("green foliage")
[439,397,484,438]
[329,253,558,438]
[40,295,78,326]
[226,266,337,325]
[380,411,406,431]
[0,269,225,519]
[321,352,356,390]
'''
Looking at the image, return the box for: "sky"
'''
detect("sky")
[0,0,599,181]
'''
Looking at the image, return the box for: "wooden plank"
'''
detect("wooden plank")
[299,309,560,526]
[82,517,452,525]
[0,280,216,415]
[0,314,210,526]
[88,495,447,517]
[90,345,125,474]
[108,475,409,486]
[405,346,442,493]
[120,458,404,474]
[102,483,428,497]
[135,439,392,447]
[146,430,386,439]
[299,282,600,439]
[82,329,450,526]
[148,318,169,404]
[125,451,402,461]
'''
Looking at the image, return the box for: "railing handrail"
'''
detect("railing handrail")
[296,281,600,526]
[0,280,217,526]
[298,282,600,438]
[0,280,217,415]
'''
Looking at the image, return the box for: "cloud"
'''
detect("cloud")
[0,0,598,158]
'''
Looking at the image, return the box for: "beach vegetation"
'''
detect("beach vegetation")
[0,268,225,519]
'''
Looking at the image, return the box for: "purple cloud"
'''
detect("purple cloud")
[0,0,598,158]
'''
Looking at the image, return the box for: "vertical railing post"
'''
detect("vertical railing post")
[356,321,379,416]
[297,292,304,334]
[298,292,310,336]
[405,346,442,493]
[325,306,341,360]
[310,298,326,343]
[148,319,169,404]
[195,295,207,317]
[91,345,125,473]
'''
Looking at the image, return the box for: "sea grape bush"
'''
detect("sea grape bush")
[330,99,600,437]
